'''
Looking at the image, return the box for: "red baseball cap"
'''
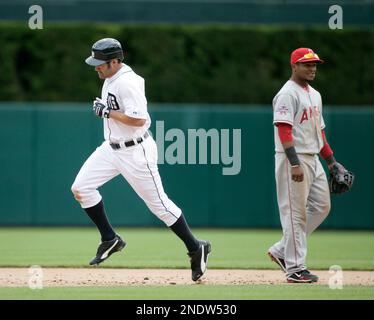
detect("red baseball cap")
[290,48,324,64]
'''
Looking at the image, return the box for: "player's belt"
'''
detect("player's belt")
[109,132,149,150]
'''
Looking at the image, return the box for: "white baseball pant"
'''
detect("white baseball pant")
[71,136,182,226]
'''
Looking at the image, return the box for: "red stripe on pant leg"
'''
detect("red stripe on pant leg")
[286,163,298,268]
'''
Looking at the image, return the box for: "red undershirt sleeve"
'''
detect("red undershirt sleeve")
[277,123,293,143]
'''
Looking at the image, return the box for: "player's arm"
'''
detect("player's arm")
[319,129,336,170]
[108,110,146,127]
[113,82,148,127]
[92,100,146,126]
[277,122,304,182]
[273,94,302,181]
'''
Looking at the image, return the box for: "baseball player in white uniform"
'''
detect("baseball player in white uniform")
[71,38,211,281]
[267,48,348,283]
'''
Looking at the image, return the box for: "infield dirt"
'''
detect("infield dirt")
[1,268,374,287]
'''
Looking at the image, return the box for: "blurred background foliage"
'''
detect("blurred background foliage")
[0,23,373,105]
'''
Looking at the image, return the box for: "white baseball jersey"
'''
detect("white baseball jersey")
[101,63,151,142]
[269,79,331,277]
[273,80,325,154]
[72,63,182,227]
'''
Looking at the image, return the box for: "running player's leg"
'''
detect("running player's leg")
[114,137,201,253]
[72,142,120,241]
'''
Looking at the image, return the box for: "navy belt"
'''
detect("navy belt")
[110,132,149,150]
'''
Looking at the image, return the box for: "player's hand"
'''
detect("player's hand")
[291,165,304,182]
[93,98,111,118]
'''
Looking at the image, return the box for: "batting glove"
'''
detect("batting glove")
[93,98,111,118]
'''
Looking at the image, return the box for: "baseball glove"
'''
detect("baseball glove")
[329,162,355,195]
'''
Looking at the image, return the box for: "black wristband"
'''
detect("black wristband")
[284,146,300,167]
[326,155,336,166]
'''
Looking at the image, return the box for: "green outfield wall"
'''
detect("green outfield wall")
[0,104,372,228]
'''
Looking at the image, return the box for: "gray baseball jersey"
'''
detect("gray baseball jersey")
[273,80,325,154]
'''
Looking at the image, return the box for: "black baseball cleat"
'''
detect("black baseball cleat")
[89,234,126,266]
[267,251,286,273]
[287,270,319,283]
[188,240,211,281]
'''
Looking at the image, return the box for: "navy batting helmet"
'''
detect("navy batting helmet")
[85,38,124,66]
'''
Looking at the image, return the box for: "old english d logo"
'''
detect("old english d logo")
[107,93,120,110]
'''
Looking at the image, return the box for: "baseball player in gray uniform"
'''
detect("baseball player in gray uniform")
[71,38,211,282]
[267,48,351,283]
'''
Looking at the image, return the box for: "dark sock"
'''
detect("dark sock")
[170,214,200,252]
[84,200,116,242]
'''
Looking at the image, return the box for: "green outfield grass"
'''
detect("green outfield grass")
[0,285,373,300]
[0,227,373,270]
[0,227,373,300]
